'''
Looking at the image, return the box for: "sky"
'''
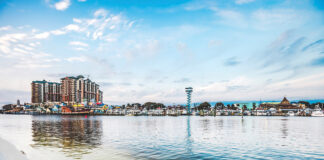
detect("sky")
[0,0,324,105]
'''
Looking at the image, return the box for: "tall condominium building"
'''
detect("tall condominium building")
[31,80,61,103]
[61,75,103,103]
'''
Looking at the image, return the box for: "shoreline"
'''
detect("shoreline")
[0,137,28,160]
[0,112,318,117]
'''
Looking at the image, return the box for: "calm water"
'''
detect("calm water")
[0,115,323,160]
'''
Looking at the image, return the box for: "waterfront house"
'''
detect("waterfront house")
[260,97,302,114]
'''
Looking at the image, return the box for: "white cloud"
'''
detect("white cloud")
[31,29,38,33]
[251,9,303,30]
[0,45,10,54]
[0,26,11,31]
[13,61,52,69]
[0,33,27,43]
[69,41,88,47]
[34,32,50,39]
[176,42,194,56]
[69,41,88,51]
[92,31,103,40]
[266,73,324,91]
[198,76,249,93]
[192,76,253,101]
[48,9,133,43]
[217,10,247,27]
[120,39,161,60]
[78,0,86,2]
[73,18,82,23]
[68,9,132,40]
[104,35,117,42]
[0,33,27,54]
[54,0,71,11]
[29,42,40,47]
[64,24,81,31]
[0,30,60,70]
[183,0,217,11]
[74,47,87,51]
[128,21,135,28]
[94,9,108,17]
[13,47,29,54]
[65,56,87,62]
[235,0,255,5]
[51,29,66,35]
[17,44,33,51]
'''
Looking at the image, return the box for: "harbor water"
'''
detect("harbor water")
[0,115,323,159]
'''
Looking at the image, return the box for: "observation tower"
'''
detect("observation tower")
[185,87,193,115]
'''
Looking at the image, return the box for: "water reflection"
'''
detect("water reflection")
[31,115,102,159]
[281,118,288,139]
[1,115,323,159]
[185,116,192,156]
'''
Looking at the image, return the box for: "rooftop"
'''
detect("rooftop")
[32,80,60,84]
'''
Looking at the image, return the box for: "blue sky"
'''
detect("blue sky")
[0,0,324,105]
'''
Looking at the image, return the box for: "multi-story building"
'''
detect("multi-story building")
[61,75,103,103]
[31,80,61,103]
[31,75,103,104]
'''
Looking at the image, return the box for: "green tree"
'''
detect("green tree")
[231,104,238,110]
[215,102,224,109]
[143,102,166,110]
[198,102,211,111]
[243,104,247,111]
[252,103,257,110]
[298,101,310,108]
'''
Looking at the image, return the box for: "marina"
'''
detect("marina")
[2,97,323,117]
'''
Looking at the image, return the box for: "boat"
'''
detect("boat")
[286,111,295,116]
[311,109,324,117]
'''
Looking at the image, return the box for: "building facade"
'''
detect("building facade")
[61,75,103,103]
[259,97,303,112]
[31,80,61,103]
[31,75,103,104]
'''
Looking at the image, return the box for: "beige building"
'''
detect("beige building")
[61,75,103,103]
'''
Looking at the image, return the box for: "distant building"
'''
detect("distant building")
[31,80,61,103]
[31,75,103,104]
[61,75,102,103]
[260,97,302,112]
[277,97,302,111]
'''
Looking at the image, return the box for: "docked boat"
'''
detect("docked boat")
[311,109,324,117]
[286,111,295,116]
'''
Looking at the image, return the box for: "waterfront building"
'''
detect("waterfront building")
[277,97,303,111]
[260,97,302,112]
[61,75,103,103]
[31,80,61,103]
